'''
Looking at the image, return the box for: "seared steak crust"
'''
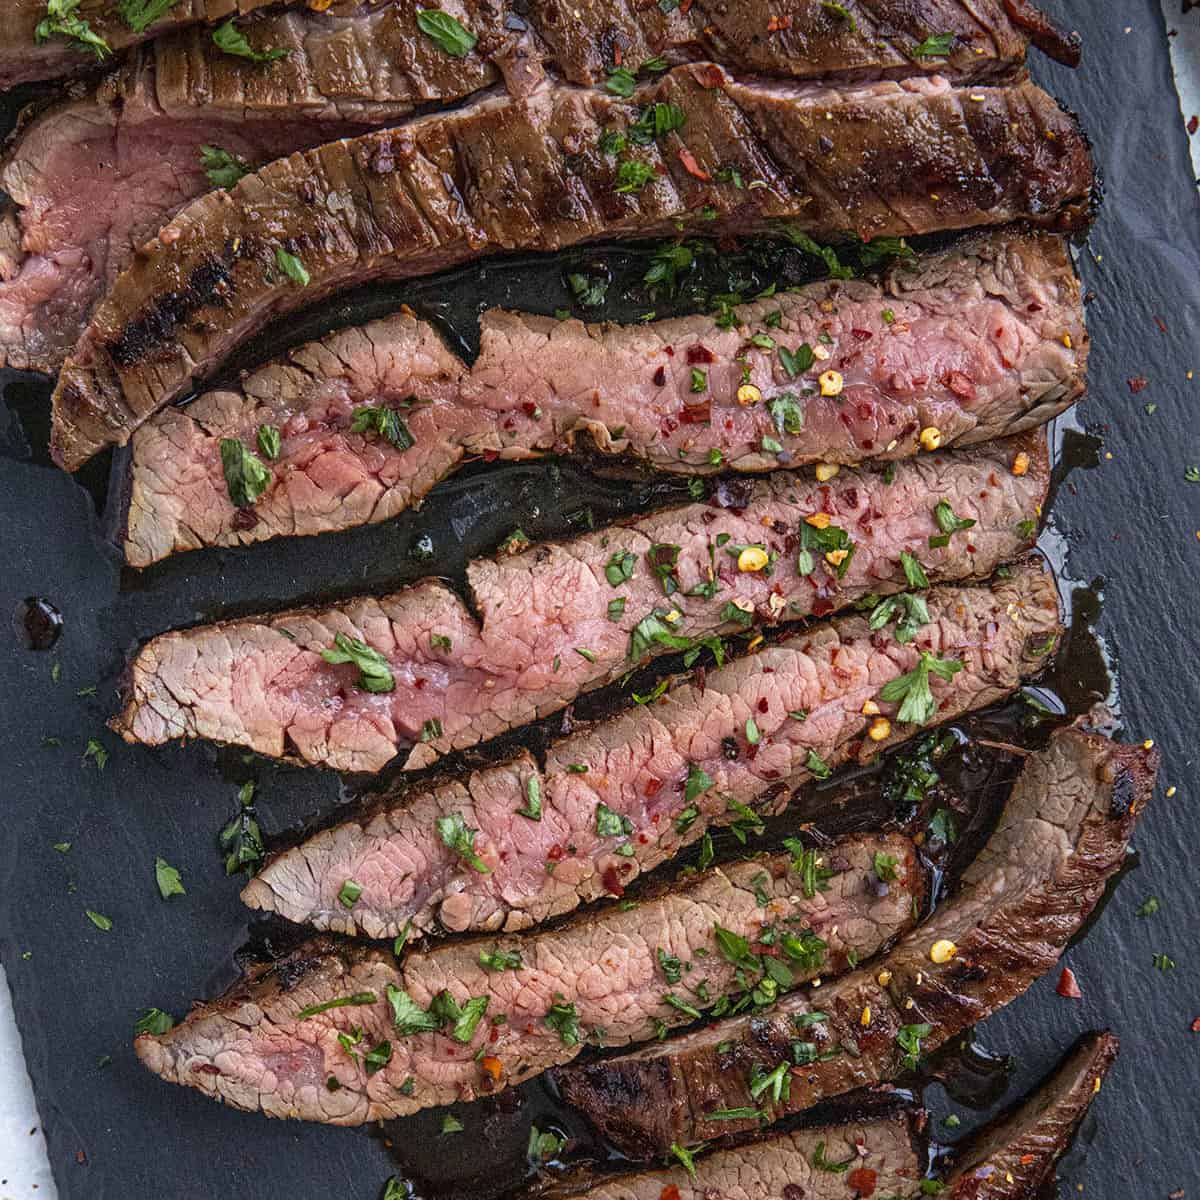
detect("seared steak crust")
[240,566,1058,936]
[123,230,1084,567]
[115,448,1049,774]
[135,834,922,1123]
[553,729,1155,1158]
[51,68,1094,470]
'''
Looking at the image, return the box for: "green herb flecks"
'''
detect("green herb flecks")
[212,19,289,63]
[415,7,477,55]
[435,813,491,874]
[877,652,963,726]
[219,437,272,508]
[154,857,185,899]
[200,145,250,189]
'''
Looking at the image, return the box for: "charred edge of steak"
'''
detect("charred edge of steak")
[550,729,1155,1159]
[942,1031,1118,1198]
[1000,0,1082,68]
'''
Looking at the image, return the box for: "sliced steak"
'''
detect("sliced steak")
[135,833,921,1123]
[115,441,1050,774]
[516,1115,921,1199]
[50,68,1094,470]
[124,229,1084,567]
[549,1031,1115,1200]
[553,728,1156,1158]
[0,0,279,89]
[1,0,1071,374]
[241,565,1058,936]
[0,62,386,375]
[940,1030,1118,1198]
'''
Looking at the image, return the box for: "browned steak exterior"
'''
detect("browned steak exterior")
[942,1031,1119,1198]
[553,728,1155,1158]
[240,566,1058,936]
[135,833,922,1123]
[115,452,1049,774]
[51,68,1094,470]
[123,231,1084,566]
[551,1114,922,1200]
[1,0,281,89]
[550,1031,1114,1200]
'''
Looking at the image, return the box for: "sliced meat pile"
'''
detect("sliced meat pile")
[551,1030,1117,1200]
[2,0,1075,375]
[115,448,1049,774]
[553,728,1156,1158]
[123,229,1084,567]
[241,565,1058,937]
[135,832,923,1122]
[50,67,1094,470]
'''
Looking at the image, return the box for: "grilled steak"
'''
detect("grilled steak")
[1,0,1072,375]
[124,230,1083,567]
[135,833,922,1123]
[241,566,1058,936]
[552,1114,922,1200]
[550,1030,1115,1200]
[115,444,1049,774]
[553,728,1156,1158]
[941,1031,1118,1198]
[0,0,279,89]
[50,67,1093,471]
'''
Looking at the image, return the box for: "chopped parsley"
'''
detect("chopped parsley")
[912,32,956,58]
[812,1141,853,1173]
[896,1022,933,1070]
[85,909,112,932]
[868,592,930,643]
[154,857,185,900]
[220,781,265,875]
[415,8,477,56]
[657,948,683,984]
[877,652,963,725]
[212,19,289,63]
[134,1008,174,1035]
[605,549,637,586]
[778,343,815,378]
[199,145,250,189]
[337,879,363,908]
[350,405,415,450]
[544,995,581,1045]
[517,775,542,821]
[929,500,976,548]
[873,852,899,883]
[684,763,713,803]
[1136,896,1161,917]
[297,992,377,1020]
[806,749,832,779]
[528,1125,567,1163]
[35,0,110,57]
[386,985,441,1036]
[435,814,491,874]
[219,437,272,507]
[321,633,395,693]
[899,549,930,589]
[479,947,522,971]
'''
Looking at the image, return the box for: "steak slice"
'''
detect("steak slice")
[552,728,1156,1158]
[547,1030,1116,1200]
[123,229,1084,567]
[135,832,923,1123]
[114,441,1050,775]
[1,0,1072,375]
[0,0,279,89]
[240,565,1058,936]
[940,1030,1118,1198]
[50,67,1094,470]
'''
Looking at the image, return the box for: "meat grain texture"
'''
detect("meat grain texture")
[241,565,1059,937]
[123,230,1084,566]
[136,834,922,1122]
[115,445,1050,774]
[50,66,1094,469]
[553,728,1156,1157]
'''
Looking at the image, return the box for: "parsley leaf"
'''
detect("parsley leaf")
[321,633,395,693]
[435,813,491,874]
[35,0,110,58]
[212,19,289,63]
[878,652,963,725]
[219,438,272,507]
[415,8,477,56]
[134,1008,175,1035]
[868,592,930,644]
[900,549,930,589]
[199,145,250,189]
[116,0,179,35]
[386,984,442,1036]
[544,995,581,1045]
[350,405,415,450]
[154,857,186,899]
[912,32,956,58]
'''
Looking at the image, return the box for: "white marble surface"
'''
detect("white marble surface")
[1,8,1197,1197]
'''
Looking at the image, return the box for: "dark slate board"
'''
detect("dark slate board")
[1,1,1198,1196]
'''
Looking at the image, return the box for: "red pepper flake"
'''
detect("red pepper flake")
[678,148,712,181]
[687,344,715,365]
[1127,375,1148,394]
[661,1188,683,1200]
[1056,966,1082,999]
[601,865,625,898]
[944,370,976,400]
[547,843,565,862]
[194,1063,222,1075]
[850,328,874,341]
[1155,315,1169,334]
[612,46,623,67]
[481,449,500,462]
[645,777,663,798]
[679,400,712,425]
[521,401,538,418]
[1191,1016,1200,1033]
[767,13,793,31]
[1189,114,1199,136]
[652,366,666,386]
[847,1167,878,1197]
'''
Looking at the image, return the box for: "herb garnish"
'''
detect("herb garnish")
[544,995,581,1045]
[256,424,281,461]
[479,947,522,971]
[778,343,815,378]
[929,500,976,548]
[274,246,310,286]
[605,550,637,586]
[386,984,442,1036]
[85,910,113,932]
[415,8,477,56]
[528,1126,566,1163]
[321,633,395,693]
[219,437,272,507]
[435,814,491,874]
[896,1022,933,1070]
[899,549,930,588]
[912,32,956,58]
[350,405,416,450]
[155,857,185,899]
[297,991,377,1019]
[116,0,179,35]
[812,1141,853,1172]
[134,1008,174,1035]
[877,652,963,725]
[516,775,542,821]
[868,592,930,643]
[338,879,363,908]
[212,19,289,63]
[220,781,265,875]
[35,0,110,58]
[199,145,250,189]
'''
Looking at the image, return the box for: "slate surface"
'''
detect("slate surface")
[1,1,1198,1196]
